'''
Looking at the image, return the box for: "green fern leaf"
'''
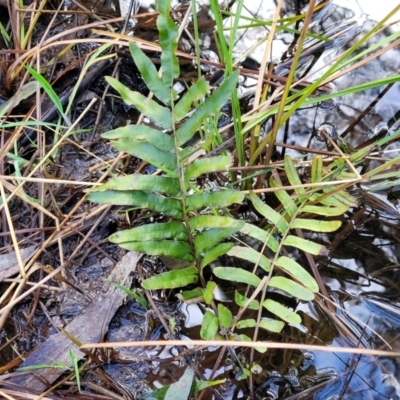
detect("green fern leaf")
[142,266,198,289]
[240,223,279,252]
[259,318,285,333]
[235,291,259,310]
[236,319,256,329]
[248,192,289,234]
[283,235,328,256]
[129,42,171,105]
[165,368,194,400]
[186,190,244,212]
[189,215,244,231]
[87,174,180,196]
[102,125,175,153]
[274,256,319,292]
[194,227,240,256]
[213,267,261,287]
[200,242,234,273]
[311,156,323,183]
[269,277,314,301]
[227,246,271,272]
[218,304,233,328]
[106,76,172,130]
[109,221,188,242]
[284,155,306,201]
[176,70,240,146]
[157,0,179,88]
[174,77,209,121]
[180,287,204,301]
[119,240,193,261]
[315,186,358,208]
[327,190,359,208]
[185,156,232,181]
[270,178,297,217]
[204,281,217,304]
[291,219,342,232]
[200,310,219,340]
[262,299,301,325]
[302,204,348,216]
[87,190,183,218]
[110,139,178,176]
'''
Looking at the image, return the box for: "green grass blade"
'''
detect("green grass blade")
[68,351,81,392]
[66,44,114,114]
[0,21,10,46]
[113,283,149,309]
[25,66,63,115]
[193,378,226,395]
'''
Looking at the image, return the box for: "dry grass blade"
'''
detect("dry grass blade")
[264,0,318,165]
[81,339,400,357]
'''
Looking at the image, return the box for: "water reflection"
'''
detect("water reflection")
[306,297,400,400]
